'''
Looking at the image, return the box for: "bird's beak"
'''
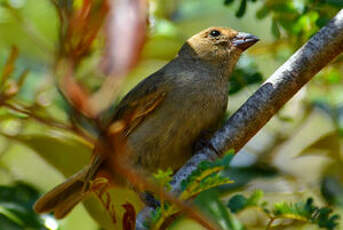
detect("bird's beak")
[232,32,259,51]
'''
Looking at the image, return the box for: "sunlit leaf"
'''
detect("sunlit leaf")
[235,0,246,18]
[12,133,92,177]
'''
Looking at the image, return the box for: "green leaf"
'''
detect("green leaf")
[269,2,299,14]
[0,207,24,227]
[0,214,23,230]
[273,198,339,230]
[224,0,234,5]
[235,0,246,18]
[272,20,281,39]
[228,55,263,95]
[316,16,331,27]
[227,190,264,213]
[195,190,244,230]
[256,5,270,19]
[12,133,92,177]
[326,0,343,8]
[0,183,49,230]
[246,190,264,206]
[227,195,247,213]
[153,168,173,191]
[321,176,343,207]
[150,153,235,229]
[181,152,234,192]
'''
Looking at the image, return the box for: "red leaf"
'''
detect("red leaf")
[122,202,136,230]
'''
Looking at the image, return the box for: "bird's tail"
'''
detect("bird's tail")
[33,168,88,219]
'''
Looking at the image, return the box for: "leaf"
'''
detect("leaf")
[195,190,244,230]
[0,214,23,230]
[335,105,343,136]
[227,195,247,213]
[272,20,281,39]
[316,208,340,230]
[272,198,340,230]
[153,168,173,191]
[0,183,48,230]
[12,133,92,177]
[273,201,310,221]
[228,55,263,95]
[227,192,340,230]
[149,153,235,229]
[0,207,24,227]
[321,176,343,207]
[246,190,264,206]
[269,2,299,14]
[224,0,234,5]
[122,202,136,230]
[180,152,235,192]
[256,5,270,19]
[227,190,264,213]
[316,16,331,27]
[83,187,143,230]
[235,0,246,18]
[1,46,18,86]
[326,0,343,8]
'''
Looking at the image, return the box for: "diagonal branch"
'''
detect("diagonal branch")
[136,9,343,229]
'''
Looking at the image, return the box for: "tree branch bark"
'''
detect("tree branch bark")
[136,9,343,229]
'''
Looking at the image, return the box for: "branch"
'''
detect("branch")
[136,9,343,229]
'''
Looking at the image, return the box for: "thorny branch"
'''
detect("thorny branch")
[136,9,343,230]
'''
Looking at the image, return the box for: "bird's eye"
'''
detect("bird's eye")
[210,30,221,37]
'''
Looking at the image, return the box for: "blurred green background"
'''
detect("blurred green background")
[0,0,342,229]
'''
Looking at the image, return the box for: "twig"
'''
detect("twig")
[136,9,343,229]
[1,102,95,145]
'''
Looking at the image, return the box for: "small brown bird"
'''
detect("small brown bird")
[34,27,258,218]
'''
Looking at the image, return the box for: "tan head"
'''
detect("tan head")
[179,26,259,73]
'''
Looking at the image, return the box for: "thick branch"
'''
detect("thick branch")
[136,9,343,229]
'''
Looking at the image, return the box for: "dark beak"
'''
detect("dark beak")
[232,32,259,51]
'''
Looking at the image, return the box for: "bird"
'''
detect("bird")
[33,26,259,219]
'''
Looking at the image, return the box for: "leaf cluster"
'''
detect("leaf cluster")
[227,191,340,230]
[0,182,48,230]
[149,152,235,229]
[224,0,341,44]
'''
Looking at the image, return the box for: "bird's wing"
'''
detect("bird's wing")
[84,73,169,189]
[111,73,169,136]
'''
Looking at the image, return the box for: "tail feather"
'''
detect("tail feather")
[34,168,88,219]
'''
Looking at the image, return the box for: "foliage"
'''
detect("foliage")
[148,153,235,229]
[153,168,173,191]
[229,55,263,95]
[224,0,340,44]
[0,0,342,230]
[0,182,48,230]
[227,191,340,230]
[227,190,264,213]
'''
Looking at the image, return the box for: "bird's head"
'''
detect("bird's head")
[179,27,259,73]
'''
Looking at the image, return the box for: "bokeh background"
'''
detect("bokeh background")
[0,0,342,229]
